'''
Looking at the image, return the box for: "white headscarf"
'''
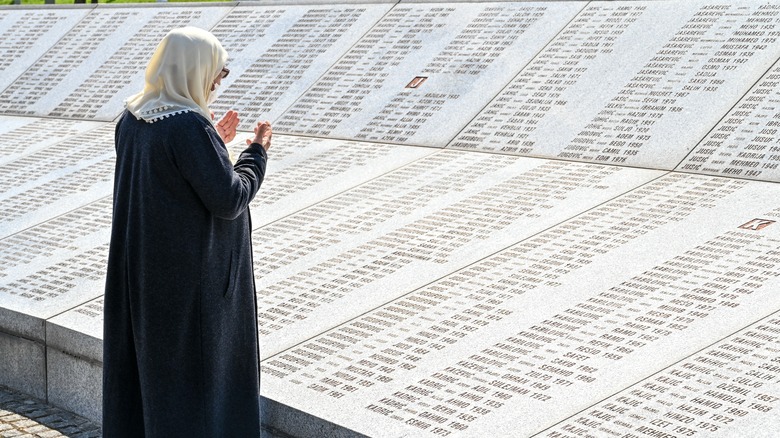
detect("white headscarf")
[126,27,227,124]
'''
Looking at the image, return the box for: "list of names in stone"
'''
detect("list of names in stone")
[226,135,436,227]
[546,310,780,438]
[450,1,780,170]
[209,4,391,131]
[0,241,108,312]
[0,6,229,120]
[7,134,433,345]
[0,197,111,287]
[260,175,780,437]
[275,2,583,146]
[680,57,780,182]
[0,124,115,239]
[0,9,88,93]
[0,117,103,165]
[251,151,660,356]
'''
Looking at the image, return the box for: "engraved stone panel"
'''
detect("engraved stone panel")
[249,152,660,356]
[546,311,780,438]
[18,134,435,361]
[0,5,231,120]
[0,124,115,239]
[275,2,584,146]
[225,134,437,225]
[41,152,660,367]
[449,1,780,170]
[0,243,108,342]
[209,4,392,130]
[259,175,780,437]
[679,56,780,182]
[0,8,89,94]
[0,116,104,165]
[5,2,780,433]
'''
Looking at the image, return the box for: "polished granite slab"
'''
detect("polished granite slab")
[0,7,90,95]
[208,3,393,130]
[1,2,780,435]
[679,56,780,182]
[15,132,429,370]
[275,1,585,146]
[0,123,115,239]
[260,174,780,437]
[449,1,780,170]
[546,309,780,438]
[0,5,231,120]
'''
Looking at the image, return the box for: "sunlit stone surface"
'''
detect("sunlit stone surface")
[1,2,780,437]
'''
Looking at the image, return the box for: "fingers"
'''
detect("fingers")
[251,120,272,151]
[218,110,239,129]
[215,111,240,143]
[226,110,239,127]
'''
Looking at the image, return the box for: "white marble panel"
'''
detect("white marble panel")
[0,116,104,165]
[546,311,780,438]
[275,2,585,146]
[43,152,659,367]
[260,175,780,438]
[208,3,393,131]
[0,194,110,338]
[0,124,115,239]
[0,242,107,342]
[449,1,780,170]
[25,135,434,361]
[0,5,231,120]
[679,57,780,182]
[0,7,90,94]
[225,134,438,225]
[250,152,660,356]
[0,134,432,283]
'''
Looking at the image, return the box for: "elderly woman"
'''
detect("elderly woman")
[103,27,270,436]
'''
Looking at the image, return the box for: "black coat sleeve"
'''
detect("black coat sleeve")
[171,114,267,220]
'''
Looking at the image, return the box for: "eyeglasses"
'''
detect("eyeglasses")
[220,67,230,79]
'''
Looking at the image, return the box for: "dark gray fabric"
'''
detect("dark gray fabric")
[103,110,267,437]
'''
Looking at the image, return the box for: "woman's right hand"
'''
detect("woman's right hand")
[247,120,272,152]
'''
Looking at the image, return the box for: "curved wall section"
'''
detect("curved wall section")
[0,2,780,437]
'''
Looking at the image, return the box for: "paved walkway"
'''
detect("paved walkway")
[0,385,101,438]
[0,385,290,438]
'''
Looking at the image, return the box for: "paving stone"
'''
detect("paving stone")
[0,385,100,438]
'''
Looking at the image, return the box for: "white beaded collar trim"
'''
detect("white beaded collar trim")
[133,105,195,123]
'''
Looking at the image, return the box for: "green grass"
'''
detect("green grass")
[2,0,226,4]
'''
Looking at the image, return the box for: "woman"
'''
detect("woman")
[103,27,271,436]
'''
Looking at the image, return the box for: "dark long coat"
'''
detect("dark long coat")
[103,111,267,437]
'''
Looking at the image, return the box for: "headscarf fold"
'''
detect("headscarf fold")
[126,27,227,124]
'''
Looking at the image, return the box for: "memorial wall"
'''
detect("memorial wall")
[1,1,780,437]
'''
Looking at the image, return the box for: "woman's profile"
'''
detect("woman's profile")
[103,27,270,437]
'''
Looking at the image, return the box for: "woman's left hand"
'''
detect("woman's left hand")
[216,110,240,143]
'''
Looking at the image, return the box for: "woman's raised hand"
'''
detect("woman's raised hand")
[216,110,240,143]
[247,120,272,152]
